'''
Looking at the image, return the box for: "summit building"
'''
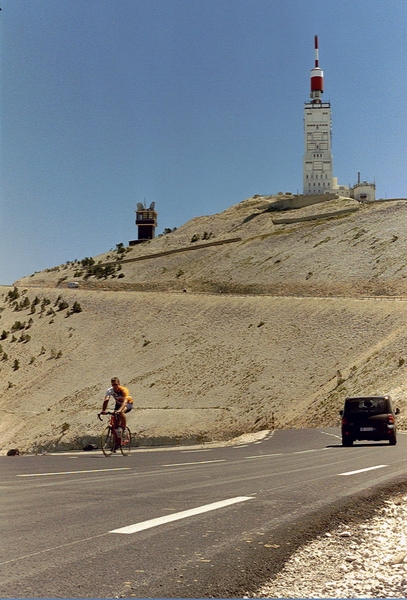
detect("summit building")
[303,36,349,196]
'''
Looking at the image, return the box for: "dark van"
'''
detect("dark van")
[340,395,400,446]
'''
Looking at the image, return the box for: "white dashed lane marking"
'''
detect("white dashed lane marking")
[17,467,131,477]
[338,465,388,476]
[109,496,255,534]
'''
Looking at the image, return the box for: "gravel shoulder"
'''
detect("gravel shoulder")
[252,479,407,599]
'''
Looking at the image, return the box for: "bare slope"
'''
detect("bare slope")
[17,195,407,297]
[2,195,407,453]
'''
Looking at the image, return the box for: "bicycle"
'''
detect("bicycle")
[98,411,132,456]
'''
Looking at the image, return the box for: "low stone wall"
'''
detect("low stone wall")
[267,193,339,212]
[272,207,359,225]
[104,236,242,267]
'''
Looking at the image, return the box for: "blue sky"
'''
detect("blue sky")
[1,0,406,285]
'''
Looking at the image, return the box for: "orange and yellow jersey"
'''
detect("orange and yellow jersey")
[105,385,133,404]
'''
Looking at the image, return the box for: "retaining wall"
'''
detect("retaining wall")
[267,193,339,212]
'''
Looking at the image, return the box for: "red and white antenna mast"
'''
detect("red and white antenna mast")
[310,35,324,103]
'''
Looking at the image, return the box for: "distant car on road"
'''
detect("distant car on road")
[340,395,400,446]
[67,281,79,289]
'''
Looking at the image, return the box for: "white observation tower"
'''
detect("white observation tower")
[303,36,334,195]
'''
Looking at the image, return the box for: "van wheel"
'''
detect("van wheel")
[389,434,397,446]
[342,438,353,447]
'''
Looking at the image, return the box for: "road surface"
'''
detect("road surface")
[2,427,407,597]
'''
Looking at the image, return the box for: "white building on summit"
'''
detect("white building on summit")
[303,36,348,196]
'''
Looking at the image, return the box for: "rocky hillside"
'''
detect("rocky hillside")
[2,193,407,453]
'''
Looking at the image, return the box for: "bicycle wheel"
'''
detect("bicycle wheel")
[101,426,114,456]
[120,427,131,456]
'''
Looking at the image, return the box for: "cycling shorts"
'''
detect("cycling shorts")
[115,402,133,413]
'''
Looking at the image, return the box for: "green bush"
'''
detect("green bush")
[71,301,82,314]
[66,302,82,316]
[19,333,31,343]
[19,297,30,310]
[6,287,19,302]
[84,263,117,279]
[30,297,40,313]
[81,257,95,267]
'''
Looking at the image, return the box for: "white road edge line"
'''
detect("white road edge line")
[17,467,131,477]
[321,431,342,439]
[0,533,109,566]
[338,465,388,476]
[245,453,282,459]
[162,459,226,467]
[109,496,254,534]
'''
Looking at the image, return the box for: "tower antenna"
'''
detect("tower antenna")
[310,35,324,102]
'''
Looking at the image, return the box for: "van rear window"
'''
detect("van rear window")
[345,398,388,413]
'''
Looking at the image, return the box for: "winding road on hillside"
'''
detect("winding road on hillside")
[2,428,407,598]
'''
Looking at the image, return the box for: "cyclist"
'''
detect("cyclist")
[101,377,133,430]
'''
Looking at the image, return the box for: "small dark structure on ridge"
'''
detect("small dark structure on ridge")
[129,201,158,246]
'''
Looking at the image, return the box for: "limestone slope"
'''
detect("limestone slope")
[2,195,407,453]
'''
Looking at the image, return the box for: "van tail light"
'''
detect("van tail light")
[341,417,348,426]
[388,414,395,424]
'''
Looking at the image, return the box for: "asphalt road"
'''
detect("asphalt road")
[2,427,407,598]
